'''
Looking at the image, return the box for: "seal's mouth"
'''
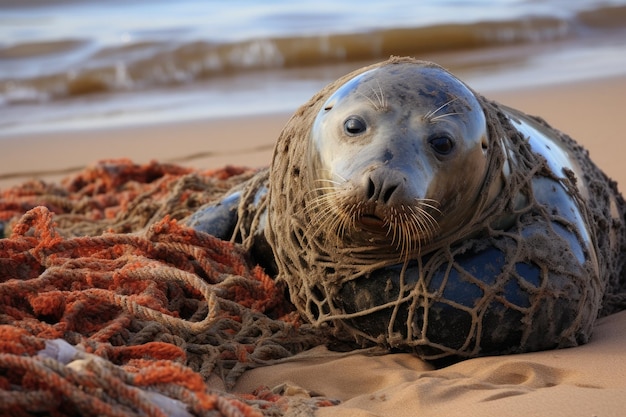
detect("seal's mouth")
[357,214,388,234]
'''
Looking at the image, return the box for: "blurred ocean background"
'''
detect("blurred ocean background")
[1,0,626,135]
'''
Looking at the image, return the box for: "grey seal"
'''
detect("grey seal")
[188,57,626,360]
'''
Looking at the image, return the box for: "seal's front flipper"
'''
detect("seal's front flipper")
[187,191,241,240]
[186,170,276,275]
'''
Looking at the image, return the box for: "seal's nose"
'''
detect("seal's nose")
[364,169,406,205]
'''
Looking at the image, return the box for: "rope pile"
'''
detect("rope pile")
[0,159,331,417]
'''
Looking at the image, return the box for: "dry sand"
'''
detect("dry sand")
[236,311,626,417]
[2,74,626,415]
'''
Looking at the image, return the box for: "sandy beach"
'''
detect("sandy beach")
[2,74,625,191]
[3,2,626,415]
[2,72,626,416]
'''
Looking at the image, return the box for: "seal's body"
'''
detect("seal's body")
[188,58,626,360]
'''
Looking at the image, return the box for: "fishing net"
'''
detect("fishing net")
[0,160,333,417]
[264,57,626,359]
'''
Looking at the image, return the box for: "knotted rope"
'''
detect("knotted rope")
[0,159,332,417]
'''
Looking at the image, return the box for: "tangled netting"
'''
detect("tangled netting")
[263,57,626,359]
[0,159,333,417]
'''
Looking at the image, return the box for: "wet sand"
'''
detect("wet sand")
[2,74,625,190]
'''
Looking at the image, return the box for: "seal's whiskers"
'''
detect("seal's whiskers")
[410,201,441,237]
[423,96,460,122]
[304,190,357,244]
[356,91,381,112]
[376,201,441,260]
[429,112,462,122]
[356,81,388,112]
[369,80,388,111]
[304,180,442,260]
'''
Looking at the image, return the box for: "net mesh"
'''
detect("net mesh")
[0,159,333,417]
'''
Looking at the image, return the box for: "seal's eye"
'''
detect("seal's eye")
[344,116,367,136]
[429,136,455,155]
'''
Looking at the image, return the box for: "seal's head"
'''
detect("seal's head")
[307,62,489,257]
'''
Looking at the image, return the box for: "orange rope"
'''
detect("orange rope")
[0,160,331,417]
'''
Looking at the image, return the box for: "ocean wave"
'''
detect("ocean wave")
[1,7,625,105]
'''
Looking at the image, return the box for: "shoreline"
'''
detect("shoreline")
[1,73,625,190]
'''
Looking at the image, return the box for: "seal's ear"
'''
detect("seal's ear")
[322,90,341,112]
[321,69,377,114]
